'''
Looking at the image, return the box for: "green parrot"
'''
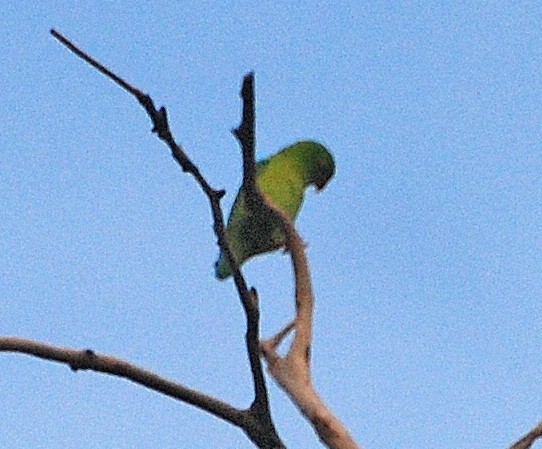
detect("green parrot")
[215,140,335,280]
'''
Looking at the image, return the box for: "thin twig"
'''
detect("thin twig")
[50,29,214,191]
[51,29,141,97]
[508,421,542,449]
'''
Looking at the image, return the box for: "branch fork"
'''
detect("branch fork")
[2,29,536,449]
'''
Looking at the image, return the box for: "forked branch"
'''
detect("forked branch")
[0,29,285,449]
[260,205,361,449]
[6,27,529,449]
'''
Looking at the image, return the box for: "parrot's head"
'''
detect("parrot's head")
[314,153,335,191]
[303,141,335,192]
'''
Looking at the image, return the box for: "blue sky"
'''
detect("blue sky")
[1,2,541,448]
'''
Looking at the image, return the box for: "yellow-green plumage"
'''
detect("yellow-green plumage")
[215,141,335,280]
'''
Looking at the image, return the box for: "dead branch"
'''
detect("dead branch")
[259,203,361,449]
[1,337,243,423]
[508,421,542,449]
[0,29,284,449]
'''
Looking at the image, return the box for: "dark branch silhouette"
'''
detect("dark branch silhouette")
[2,28,533,449]
[0,29,285,449]
[0,337,244,425]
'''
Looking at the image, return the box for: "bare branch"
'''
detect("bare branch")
[35,29,284,449]
[51,29,141,98]
[260,205,361,449]
[1,337,244,425]
[50,30,216,194]
[264,321,296,352]
[230,74,273,418]
[508,421,542,449]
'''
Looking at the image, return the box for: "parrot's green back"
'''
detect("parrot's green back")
[215,141,335,280]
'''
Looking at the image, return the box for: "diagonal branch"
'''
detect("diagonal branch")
[508,421,542,449]
[1,337,244,425]
[50,29,215,197]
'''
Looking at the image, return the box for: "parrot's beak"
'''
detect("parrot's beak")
[315,180,329,191]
